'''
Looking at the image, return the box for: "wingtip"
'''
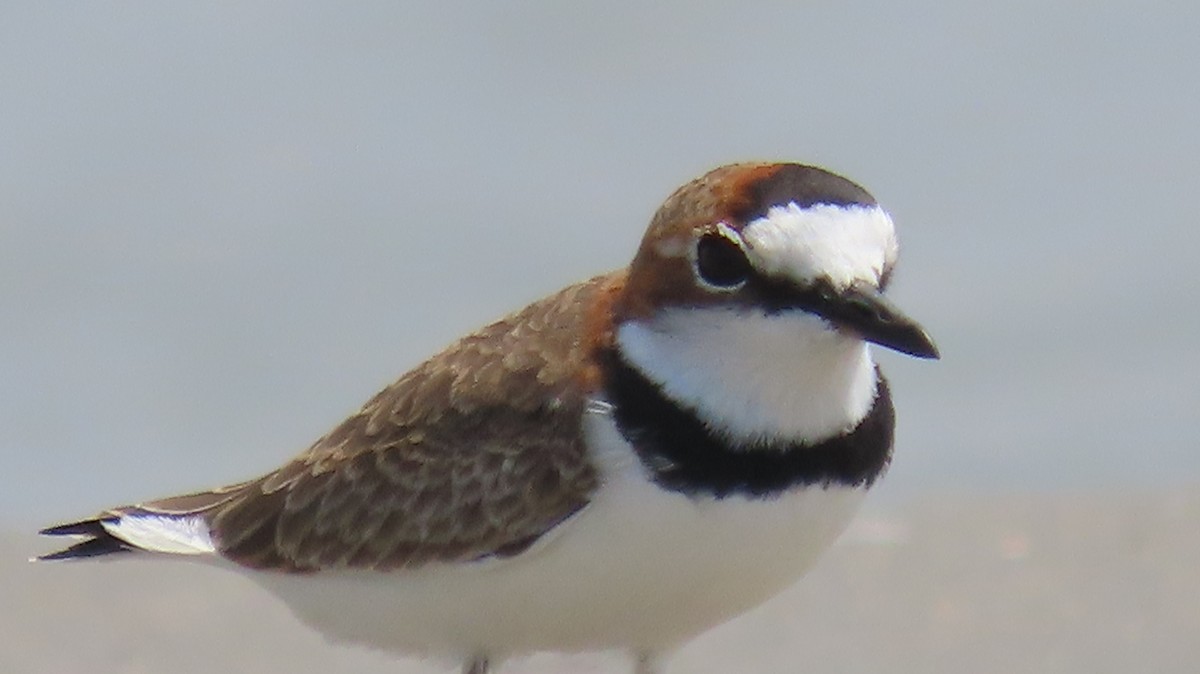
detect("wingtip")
[39,518,114,538]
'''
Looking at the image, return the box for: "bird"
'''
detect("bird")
[39,161,939,674]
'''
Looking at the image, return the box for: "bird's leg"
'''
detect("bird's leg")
[463,655,489,674]
[634,652,664,674]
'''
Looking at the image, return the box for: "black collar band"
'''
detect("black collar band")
[599,348,894,498]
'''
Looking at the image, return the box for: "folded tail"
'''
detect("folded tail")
[37,483,250,561]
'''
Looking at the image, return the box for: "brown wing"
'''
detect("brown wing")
[197,276,610,572]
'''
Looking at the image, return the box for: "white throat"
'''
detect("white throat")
[615,307,878,444]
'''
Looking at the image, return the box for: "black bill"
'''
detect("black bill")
[812,283,940,359]
[764,278,939,359]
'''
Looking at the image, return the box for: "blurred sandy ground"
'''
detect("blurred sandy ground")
[6,486,1198,674]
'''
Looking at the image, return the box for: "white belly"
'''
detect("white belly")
[248,413,868,659]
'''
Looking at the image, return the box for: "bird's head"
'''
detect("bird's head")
[616,162,938,360]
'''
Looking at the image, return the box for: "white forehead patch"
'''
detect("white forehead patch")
[741,203,898,289]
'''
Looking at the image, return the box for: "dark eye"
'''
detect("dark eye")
[695,233,751,288]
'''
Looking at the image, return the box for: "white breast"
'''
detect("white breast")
[248,410,867,661]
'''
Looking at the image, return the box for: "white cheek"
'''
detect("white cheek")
[742,203,898,288]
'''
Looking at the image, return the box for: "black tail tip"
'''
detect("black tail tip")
[37,517,130,561]
[38,537,133,561]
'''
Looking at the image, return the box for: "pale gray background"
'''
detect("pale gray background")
[2,1,1199,673]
